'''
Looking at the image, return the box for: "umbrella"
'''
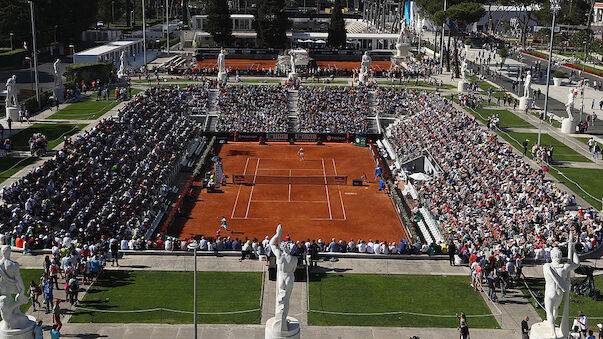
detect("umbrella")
[315,40,326,44]
[211,156,222,162]
[409,172,432,181]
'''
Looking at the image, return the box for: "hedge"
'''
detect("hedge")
[0,49,28,68]
[64,62,115,85]
[20,90,53,114]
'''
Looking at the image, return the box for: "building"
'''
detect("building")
[73,38,144,64]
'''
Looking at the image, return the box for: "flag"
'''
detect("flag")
[23,41,27,50]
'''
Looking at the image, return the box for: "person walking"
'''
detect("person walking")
[43,281,53,313]
[6,117,12,132]
[28,280,42,311]
[521,316,530,339]
[52,299,62,331]
[457,312,470,339]
[448,241,456,266]
[33,320,44,339]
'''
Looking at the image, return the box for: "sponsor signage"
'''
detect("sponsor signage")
[267,133,289,142]
[294,133,317,142]
[325,135,347,142]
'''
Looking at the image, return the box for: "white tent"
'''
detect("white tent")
[409,172,432,181]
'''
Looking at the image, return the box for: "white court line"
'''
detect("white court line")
[256,168,324,171]
[288,169,292,202]
[253,200,328,203]
[321,158,332,220]
[231,157,250,219]
[332,158,347,220]
[231,217,266,220]
[244,158,260,219]
[312,218,347,221]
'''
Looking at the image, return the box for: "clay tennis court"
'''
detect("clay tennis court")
[173,142,408,242]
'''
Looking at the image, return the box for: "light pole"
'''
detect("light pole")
[142,0,147,69]
[439,0,447,73]
[187,242,199,339]
[165,0,170,53]
[9,32,13,50]
[112,1,115,23]
[28,1,40,109]
[540,0,561,145]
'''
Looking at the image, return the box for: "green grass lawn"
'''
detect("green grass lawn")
[498,132,591,163]
[10,123,87,151]
[575,137,603,151]
[48,100,119,120]
[71,271,262,324]
[308,274,499,328]
[0,157,38,183]
[547,167,603,208]
[520,275,603,332]
[474,108,534,129]
[240,78,282,83]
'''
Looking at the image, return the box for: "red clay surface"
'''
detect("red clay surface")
[195,59,392,71]
[171,142,408,242]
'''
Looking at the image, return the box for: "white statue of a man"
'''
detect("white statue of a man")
[360,51,372,75]
[566,88,575,120]
[0,246,32,330]
[289,50,296,72]
[5,76,18,108]
[269,224,297,332]
[53,59,63,87]
[217,48,227,74]
[523,70,532,98]
[460,57,467,82]
[542,232,580,337]
[397,20,407,45]
[117,51,126,77]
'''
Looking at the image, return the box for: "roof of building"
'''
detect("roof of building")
[74,38,143,57]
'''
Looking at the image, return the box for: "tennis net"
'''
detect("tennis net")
[232,174,347,185]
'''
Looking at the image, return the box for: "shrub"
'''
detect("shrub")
[553,69,567,78]
[20,90,53,113]
[464,38,472,46]
[498,47,509,58]
[0,49,28,67]
[64,62,115,86]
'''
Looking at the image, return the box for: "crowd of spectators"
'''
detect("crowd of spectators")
[298,86,370,133]
[0,86,202,251]
[386,90,602,259]
[216,85,289,132]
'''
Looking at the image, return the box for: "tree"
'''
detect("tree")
[182,0,189,26]
[205,0,233,47]
[253,0,291,49]
[447,2,486,77]
[327,0,347,49]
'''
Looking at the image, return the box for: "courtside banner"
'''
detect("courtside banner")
[294,133,317,142]
[267,133,289,142]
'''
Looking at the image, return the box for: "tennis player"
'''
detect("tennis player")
[297,147,305,161]
[219,216,230,232]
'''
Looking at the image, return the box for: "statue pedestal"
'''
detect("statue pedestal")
[53,86,65,103]
[561,118,577,134]
[0,315,36,339]
[5,107,19,121]
[265,316,300,339]
[391,56,405,66]
[358,73,369,85]
[218,72,228,84]
[394,43,410,58]
[529,321,564,339]
[519,97,533,110]
[457,80,468,92]
[288,72,297,82]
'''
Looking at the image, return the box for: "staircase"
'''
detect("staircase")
[367,91,381,134]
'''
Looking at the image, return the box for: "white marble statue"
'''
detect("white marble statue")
[117,51,126,78]
[218,48,227,74]
[0,246,34,331]
[397,20,407,45]
[566,88,575,120]
[289,50,296,72]
[541,233,580,338]
[523,70,532,98]
[53,59,63,87]
[460,57,467,83]
[269,224,297,332]
[5,76,18,108]
[360,51,371,75]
